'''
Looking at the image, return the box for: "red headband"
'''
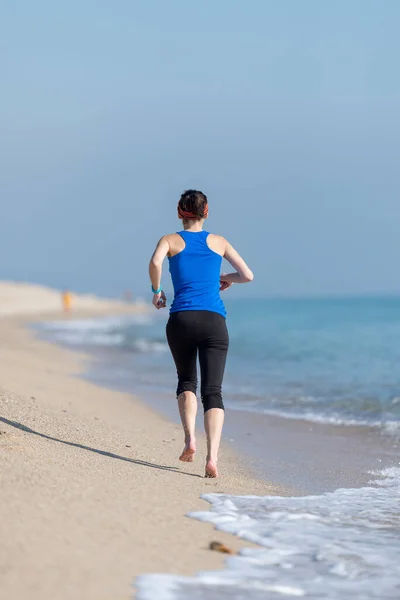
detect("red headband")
[178,204,209,220]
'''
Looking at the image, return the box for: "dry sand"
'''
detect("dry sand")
[0,283,280,599]
[0,281,147,317]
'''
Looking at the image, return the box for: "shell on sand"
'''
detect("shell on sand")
[209,541,236,555]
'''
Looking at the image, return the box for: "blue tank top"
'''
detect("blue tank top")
[168,230,226,318]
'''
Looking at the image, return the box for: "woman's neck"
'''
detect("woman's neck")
[183,220,204,232]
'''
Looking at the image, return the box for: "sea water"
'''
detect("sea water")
[38,297,400,598]
[41,297,400,433]
[136,467,400,599]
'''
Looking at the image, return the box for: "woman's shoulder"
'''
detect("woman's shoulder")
[207,232,228,245]
[206,233,227,256]
[164,233,186,257]
[160,232,184,245]
[206,232,226,241]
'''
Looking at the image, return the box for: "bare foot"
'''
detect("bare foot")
[179,440,196,462]
[205,460,218,478]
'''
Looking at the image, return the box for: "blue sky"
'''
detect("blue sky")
[1,1,399,297]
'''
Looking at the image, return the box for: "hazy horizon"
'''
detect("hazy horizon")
[1,1,399,299]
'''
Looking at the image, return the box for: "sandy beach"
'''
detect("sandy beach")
[0,283,278,599]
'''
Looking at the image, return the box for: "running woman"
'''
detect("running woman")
[149,190,254,478]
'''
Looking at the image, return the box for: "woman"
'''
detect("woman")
[149,190,253,478]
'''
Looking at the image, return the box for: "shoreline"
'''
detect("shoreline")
[0,312,281,600]
[50,318,399,495]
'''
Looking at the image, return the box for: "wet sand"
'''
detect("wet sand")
[225,409,400,494]
[0,313,280,600]
[79,339,400,495]
[115,389,400,496]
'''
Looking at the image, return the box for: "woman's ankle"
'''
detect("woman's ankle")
[206,454,218,464]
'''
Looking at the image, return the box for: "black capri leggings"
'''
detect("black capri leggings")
[166,310,229,413]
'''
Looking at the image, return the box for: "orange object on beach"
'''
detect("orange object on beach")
[209,541,236,555]
[62,290,72,313]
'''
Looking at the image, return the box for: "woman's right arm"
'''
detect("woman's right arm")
[149,236,170,309]
[222,240,254,285]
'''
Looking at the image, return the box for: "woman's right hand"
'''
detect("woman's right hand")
[220,273,233,292]
[153,290,167,309]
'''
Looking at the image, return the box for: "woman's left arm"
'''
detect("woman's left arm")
[149,236,170,309]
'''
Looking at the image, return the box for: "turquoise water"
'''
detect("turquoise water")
[40,296,400,433]
[224,297,400,430]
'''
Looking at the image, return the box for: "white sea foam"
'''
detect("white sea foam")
[136,467,400,600]
[40,314,151,332]
[227,402,400,436]
[132,339,168,353]
[38,315,152,348]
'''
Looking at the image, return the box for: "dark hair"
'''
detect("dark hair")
[178,189,208,219]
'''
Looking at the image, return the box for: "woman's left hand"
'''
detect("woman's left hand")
[220,273,233,292]
[153,290,167,309]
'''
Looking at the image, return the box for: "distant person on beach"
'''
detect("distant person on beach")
[123,289,133,302]
[149,190,253,477]
[62,290,72,313]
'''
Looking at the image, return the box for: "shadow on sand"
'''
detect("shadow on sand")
[0,416,202,478]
